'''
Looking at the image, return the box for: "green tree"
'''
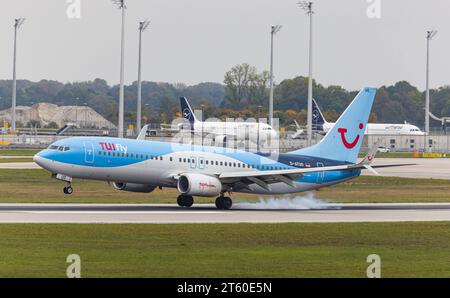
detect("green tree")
[223,63,269,108]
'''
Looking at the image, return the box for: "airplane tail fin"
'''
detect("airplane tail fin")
[312,98,327,131]
[137,124,150,140]
[180,97,199,128]
[290,87,377,163]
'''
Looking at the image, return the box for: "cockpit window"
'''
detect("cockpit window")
[52,146,70,151]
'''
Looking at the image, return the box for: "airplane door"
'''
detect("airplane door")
[84,142,95,164]
[316,162,324,183]
[198,157,205,169]
[190,156,196,169]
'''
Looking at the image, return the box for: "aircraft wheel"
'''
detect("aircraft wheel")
[63,186,73,195]
[222,197,232,210]
[215,197,224,209]
[215,196,232,210]
[177,195,194,208]
[183,196,194,208]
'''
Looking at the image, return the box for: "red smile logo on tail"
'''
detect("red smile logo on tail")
[338,123,364,149]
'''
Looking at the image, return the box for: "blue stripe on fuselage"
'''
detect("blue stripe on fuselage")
[36,137,360,184]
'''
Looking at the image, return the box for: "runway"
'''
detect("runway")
[363,158,450,179]
[1,203,450,223]
[1,158,449,179]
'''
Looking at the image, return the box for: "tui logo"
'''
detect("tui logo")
[337,123,364,149]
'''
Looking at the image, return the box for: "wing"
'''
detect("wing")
[218,162,415,191]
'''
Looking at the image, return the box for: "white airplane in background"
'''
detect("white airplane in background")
[177,97,278,144]
[33,87,412,210]
[312,98,425,136]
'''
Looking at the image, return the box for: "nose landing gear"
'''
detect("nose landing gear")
[63,185,73,195]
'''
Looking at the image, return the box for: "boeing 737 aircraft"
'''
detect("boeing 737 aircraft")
[312,98,424,135]
[33,87,409,209]
[177,97,278,144]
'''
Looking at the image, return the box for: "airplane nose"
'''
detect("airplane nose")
[33,152,52,170]
[33,154,44,167]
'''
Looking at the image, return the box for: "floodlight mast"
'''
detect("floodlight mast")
[11,18,25,134]
[299,1,314,144]
[112,0,126,138]
[136,20,150,134]
[425,30,437,136]
[269,25,282,127]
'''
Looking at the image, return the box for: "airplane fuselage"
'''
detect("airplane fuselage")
[322,122,424,136]
[34,136,360,196]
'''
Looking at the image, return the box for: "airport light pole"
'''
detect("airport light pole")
[136,20,150,135]
[299,1,314,144]
[11,18,25,134]
[269,25,282,128]
[425,30,437,135]
[112,0,126,138]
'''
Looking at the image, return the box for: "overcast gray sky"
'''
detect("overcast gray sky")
[0,0,449,91]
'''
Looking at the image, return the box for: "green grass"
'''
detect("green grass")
[0,149,39,156]
[0,169,449,203]
[0,223,449,277]
[0,158,33,163]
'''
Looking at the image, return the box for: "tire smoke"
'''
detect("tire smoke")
[233,193,339,210]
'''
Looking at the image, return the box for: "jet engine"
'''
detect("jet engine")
[112,182,156,193]
[177,173,222,197]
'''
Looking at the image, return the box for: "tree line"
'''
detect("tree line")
[0,63,449,128]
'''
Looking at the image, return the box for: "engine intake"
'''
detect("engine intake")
[177,173,222,197]
[112,182,156,193]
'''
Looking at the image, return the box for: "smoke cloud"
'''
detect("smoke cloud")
[233,193,340,210]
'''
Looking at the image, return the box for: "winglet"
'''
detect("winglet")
[361,139,382,166]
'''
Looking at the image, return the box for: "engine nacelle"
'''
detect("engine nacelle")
[112,182,156,193]
[213,135,227,145]
[177,173,222,197]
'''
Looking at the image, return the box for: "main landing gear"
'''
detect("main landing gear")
[215,195,232,210]
[177,195,194,208]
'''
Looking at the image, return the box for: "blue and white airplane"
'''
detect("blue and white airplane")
[33,87,406,209]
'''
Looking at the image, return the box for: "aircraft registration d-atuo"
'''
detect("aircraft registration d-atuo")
[33,87,410,209]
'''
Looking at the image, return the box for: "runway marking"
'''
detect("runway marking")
[22,211,227,214]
